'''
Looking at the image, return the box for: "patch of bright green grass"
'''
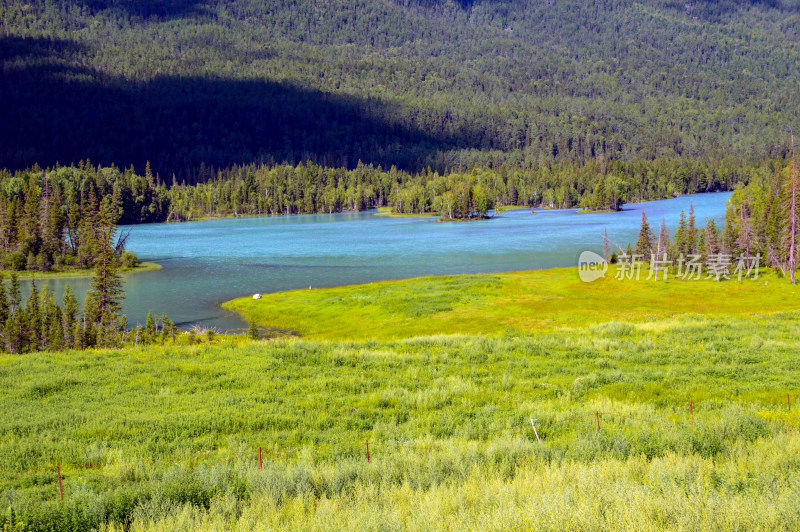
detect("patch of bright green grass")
[224,266,797,340]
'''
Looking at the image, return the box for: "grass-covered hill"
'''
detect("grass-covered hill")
[2,0,800,179]
[2,270,800,530]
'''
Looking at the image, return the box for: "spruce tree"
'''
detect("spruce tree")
[25,279,41,351]
[62,285,78,349]
[635,211,654,257]
[4,313,22,354]
[48,306,63,351]
[657,217,670,257]
[9,273,21,315]
[687,201,698,254]
[674,209,688,256]
[85,203,125,345]
[248,320,260,340]
[66,188,81,254]
[144,311,156,343]
[161,314,175,344]
[0,273,8,326]
[78,184,100,268]
[73,321,85,350]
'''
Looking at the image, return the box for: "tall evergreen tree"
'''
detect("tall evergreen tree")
[62,285,78,349]
[25,279,40,350]
[0,273,8,326]
[657,217,670,257]
[84,203,125,346]
[687,201,698,254]
[635,211,654,257]
[674,209,688,257]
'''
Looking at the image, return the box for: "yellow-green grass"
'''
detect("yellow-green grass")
[224,266,798,340]
[494,204,529,212]
[2,312,800,530]
[109,440,800,531]
[373,206,438,217]
[2,261,162,279]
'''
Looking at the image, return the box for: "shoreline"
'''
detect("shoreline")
[4,261,162,280]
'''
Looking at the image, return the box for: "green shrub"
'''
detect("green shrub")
[121,251,139,268]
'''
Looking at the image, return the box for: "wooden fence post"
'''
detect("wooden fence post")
[365,440,370,463]
[258,447,262,471]
[57,463,63,501]
[596,411,601,431]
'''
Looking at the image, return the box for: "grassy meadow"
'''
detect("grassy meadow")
[1,308,800,530]
[224,266,798,340]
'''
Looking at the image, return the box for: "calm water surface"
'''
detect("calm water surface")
[23,192,731,330]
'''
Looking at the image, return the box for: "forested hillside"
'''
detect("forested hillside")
[2,0,800,182]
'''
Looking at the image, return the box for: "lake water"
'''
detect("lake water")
[23,192,731,330]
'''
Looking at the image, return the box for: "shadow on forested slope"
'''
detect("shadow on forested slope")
[58,0,207,20]
[0,35,473,182]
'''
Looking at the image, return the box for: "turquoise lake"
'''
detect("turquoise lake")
[22,192,732,330]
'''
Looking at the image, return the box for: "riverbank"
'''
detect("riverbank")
[5,261,162,279]
[224,265,798,340]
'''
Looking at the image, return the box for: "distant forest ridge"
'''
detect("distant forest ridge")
[1,0,800,182]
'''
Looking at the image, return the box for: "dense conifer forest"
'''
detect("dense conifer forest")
[1,0,800,238]
[0,156,752,255]
[2,0,800,177]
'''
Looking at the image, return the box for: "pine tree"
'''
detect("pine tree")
[657,217,670,257]
[4,313,22,354]
[635,211,654,257]
[687,201,698,254]
[674,209,688,256]
[66,188,81,254]
[78,184,100,268]
[144,311,156,343]
[84,203,125,345]
[62,285,78,349]
[49,306,64,351]
[736,203,752,256]
[699,219,719,256]
[161,314,175,344]
[0,273,8,326]
[722,206,739,256]
[72,321,85,350]
[25,279,41,351]
[8,273,20,314]
[39,286,54,350]
[248,320,260,340]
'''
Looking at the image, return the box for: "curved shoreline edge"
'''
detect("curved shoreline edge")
[4,261,163,280]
